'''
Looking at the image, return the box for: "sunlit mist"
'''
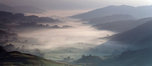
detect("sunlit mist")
[18,19,114,50]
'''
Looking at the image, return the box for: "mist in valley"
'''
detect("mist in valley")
[16,18,115,60]
[1,0,152,66]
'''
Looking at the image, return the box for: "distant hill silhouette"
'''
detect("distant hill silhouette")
[0,11,61,31]
[72,5,152,20]
[72,5,152,32]
[87,20,152,66]
[93,17,152,32]
[89,18,152,57]
[88,14,135,25]
[0,11,57,23]
[111,20,152,48]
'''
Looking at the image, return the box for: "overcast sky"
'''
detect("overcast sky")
[1,0,152,16]
[1,0,152,10]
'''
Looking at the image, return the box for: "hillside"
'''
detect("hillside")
[75,55,103,66]
[88,18,152,57]
[93,17,152,32]
[111,20,152,48]
[102,48,152,66]
[88,14,135,25]
[0,11,61,32]
[0,46,75,66]
[86,19,152,66]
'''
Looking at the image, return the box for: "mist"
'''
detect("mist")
[6,18,112,60]
[1,0,152,66]
[18,18,114,49]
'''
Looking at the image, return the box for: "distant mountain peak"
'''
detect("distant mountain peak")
[72,5,152,20]
[105,5,134,8]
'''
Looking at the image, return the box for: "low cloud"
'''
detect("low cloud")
[18,19,114,50]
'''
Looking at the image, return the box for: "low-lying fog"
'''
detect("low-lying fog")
[16,18,115,60]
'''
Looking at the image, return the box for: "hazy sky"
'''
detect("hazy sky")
[1,0,152,16]
[1,0,152,10]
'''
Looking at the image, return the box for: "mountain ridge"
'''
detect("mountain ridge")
[72,5,152,20]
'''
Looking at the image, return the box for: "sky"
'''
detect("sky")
[1,0,152,16]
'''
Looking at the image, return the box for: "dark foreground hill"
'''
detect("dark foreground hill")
[0,46,75,66]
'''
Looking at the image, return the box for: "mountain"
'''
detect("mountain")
[86,19,152,66]
[115,48,152,66]
[0,11,57,23]
[72,5,152,20]
[111,19,152,48]
[88,18,152,56]
[0,11,60,32]
[93,17,152,32]
[102,48,152,66]
[93,20,137,32]
[72,5,152,33]
[88,14,135,25]
[0,46,74,66]
[77,48,152,66]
